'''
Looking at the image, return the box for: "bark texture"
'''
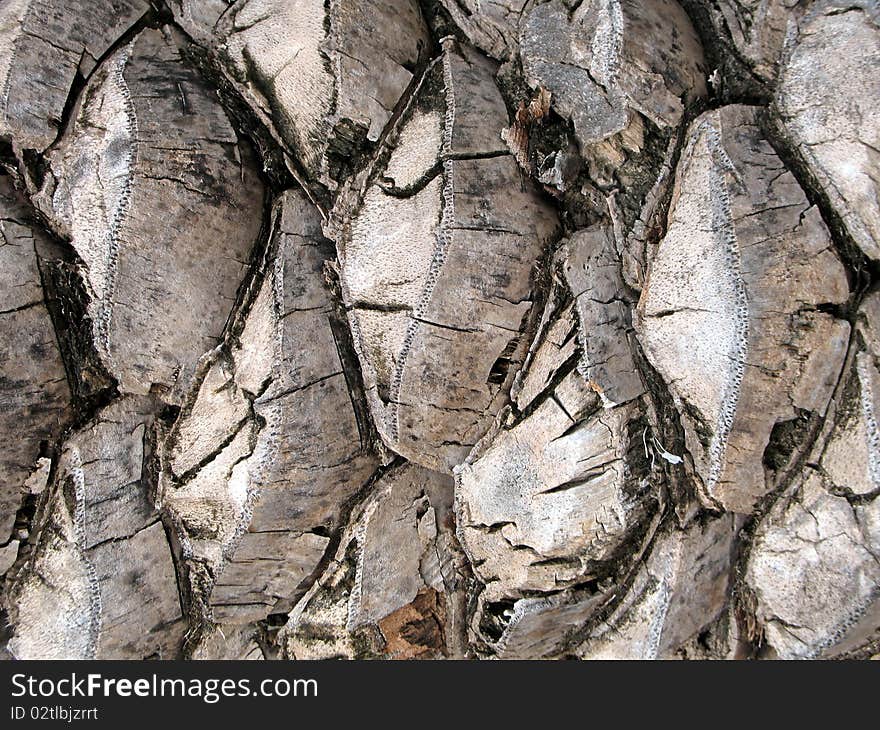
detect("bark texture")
[1,0,878,660]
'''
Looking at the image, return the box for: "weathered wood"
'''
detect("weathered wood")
[0,0,875,663]
[636,105,850,513]
[456,381,645,596]
[5,397,184,659]
[455,241,659,654]
[745,292,880,659]
[521,0,707,157]
[172,0,430,189]
[331,39,559,473]
[0,0,150,151]
[160,189,378,630]
[575,517,735,659]
[32,27,264,403]
[191,623,264,660]
[518,0,707,290]
[281,463,465,659]
[775,0,880,261]
[684,0,799,82]
[439,0,538,60]
[562,225,644,406]
[0,176,69,543]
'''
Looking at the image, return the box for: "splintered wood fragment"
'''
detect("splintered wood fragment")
[281,464,465,660]
[0,177,69,543]
[562,225,644,407]
[32,27,264,403]
[636,105,851,513]
[0,0,150,151]
[331,39,558,473]
[172,0,429,188]
[439,0,539,60]
[746,293,880,659]
[160,190,378,628]
[776,1,880,260]
[5,397,184,659]
[520,0,707,154]
[501,86,551,174]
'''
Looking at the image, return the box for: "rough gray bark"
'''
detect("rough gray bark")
[0,0,150,152]
[160,188,378,640]
[170,0,429,191]
[31,26,265,402]
[6,396,183,659]
[0,176,68,549]
[1,0,878,661]
[636,104,850,514]
[329,39,559,473]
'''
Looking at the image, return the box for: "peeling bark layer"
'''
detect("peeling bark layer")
[685,0,799,82]
[332,40,558,473]
[517,0,708,289]
[439,0,537,60]
[0,176,69,543]
[5,397,183,659]
[33,27,264,403]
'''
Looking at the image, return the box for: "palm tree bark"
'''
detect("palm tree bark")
[1,0,878,660]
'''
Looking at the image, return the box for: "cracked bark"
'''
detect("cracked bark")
[1,0,879,660]
[0,175,69,552]
[0,0,151,153]
[30,25,265,404]
[159,189,378,651]
[5,396,184,659]
[170,0,430,193]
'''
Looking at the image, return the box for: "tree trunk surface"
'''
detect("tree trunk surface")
[1,0,878,660]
